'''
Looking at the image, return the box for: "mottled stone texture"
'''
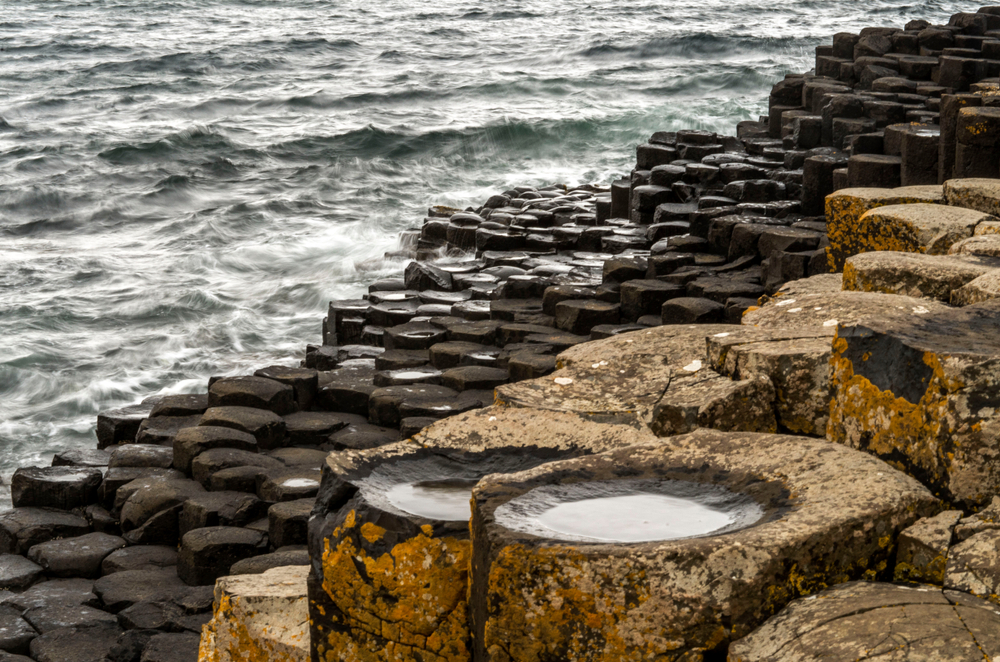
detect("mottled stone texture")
[829,299,1000,507]
[470,430,937,662]
[728,582,1000,661]
[199,565,309,662]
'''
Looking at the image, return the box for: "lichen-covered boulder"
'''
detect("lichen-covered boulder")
[825,186,946,270]
[470,430,938,661]
[308,407,658,662]
[894,509,962,584]
[728,582,1000,661]
[199,565,309,662]
[842,250,1000,301]
[828,298,1000,507]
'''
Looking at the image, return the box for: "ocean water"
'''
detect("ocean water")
[0,0,970,507]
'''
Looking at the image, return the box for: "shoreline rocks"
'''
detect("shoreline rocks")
[8,5,1000,662]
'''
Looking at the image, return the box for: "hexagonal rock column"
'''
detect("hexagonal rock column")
[729,582,1000,661]
[842,251,1000,302]
[308,407,657,662]
[945,177,1000,216]
[955,106,1000,179]
[199,565,309,662]
[828,298,1000,507]
[829,200,992,269]
[742,273,952,329]
[706,326,835,437]
[496,324,775,433]
[469,430,938,661]
[824,186,945,270]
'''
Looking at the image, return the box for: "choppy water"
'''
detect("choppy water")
[0,0,969,507]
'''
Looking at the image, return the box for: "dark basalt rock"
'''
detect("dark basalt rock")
[198,406,286,450]
[100,468,185,509]
[171,426,257,474]
[11,467,103,511]
[256,468,322,503]
[281,411,352,445]
[0,605,37,655]
[6,578,98,612]
[662,297,727,324]
[208,376,296,416]
[0,555,42,591]
[93,568,188,613]
[108,445,173,470]
[228,549,309,575]
[0,509,90,555]
[119,478,204,533]
[440,366,509,391]
[177,527,267,586]
[51,449,110,468]
[190,448,283,488]
[101,546,178,575]
[253,365,318,412]
[368,384,459,429]
[27,533,126,579]
[268,499,313,549]
[97,404,154,449]
[323,423,400,452]
[178,491,265,537]
[28,621,122,662]
[139,632,201,662]
[148,394,209,418]
[554,299,620,335]
[267,447,328,468]
[22,603,118,634]
[134,415,203,446]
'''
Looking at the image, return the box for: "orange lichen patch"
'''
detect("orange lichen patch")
[198,566,310,662]
[317,510,471,662]
[825,187,946,271]
[482,544,690,661]
[827,334,979,503]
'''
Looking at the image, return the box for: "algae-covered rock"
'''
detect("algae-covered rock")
[945,177,1000,216]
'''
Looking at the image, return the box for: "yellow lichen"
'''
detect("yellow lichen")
[318,510,471,662]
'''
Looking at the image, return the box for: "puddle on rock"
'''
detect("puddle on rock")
[357,454,557,522]
[386,478,479,521]
[495,479,765,543]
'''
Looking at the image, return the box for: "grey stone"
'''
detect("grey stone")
[27,533,126,579]
[895,509,963,584]
[10,467,103,511]
[101,546,178,575]
[177,527,267,586]
[0,509,89,556]
[108,445,173,470]
[0,555,42,591]
[29,621,122,662]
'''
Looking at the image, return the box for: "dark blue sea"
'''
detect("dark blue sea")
[0,0,970,506]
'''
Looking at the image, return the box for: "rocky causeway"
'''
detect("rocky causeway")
[9,5,1000,662]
